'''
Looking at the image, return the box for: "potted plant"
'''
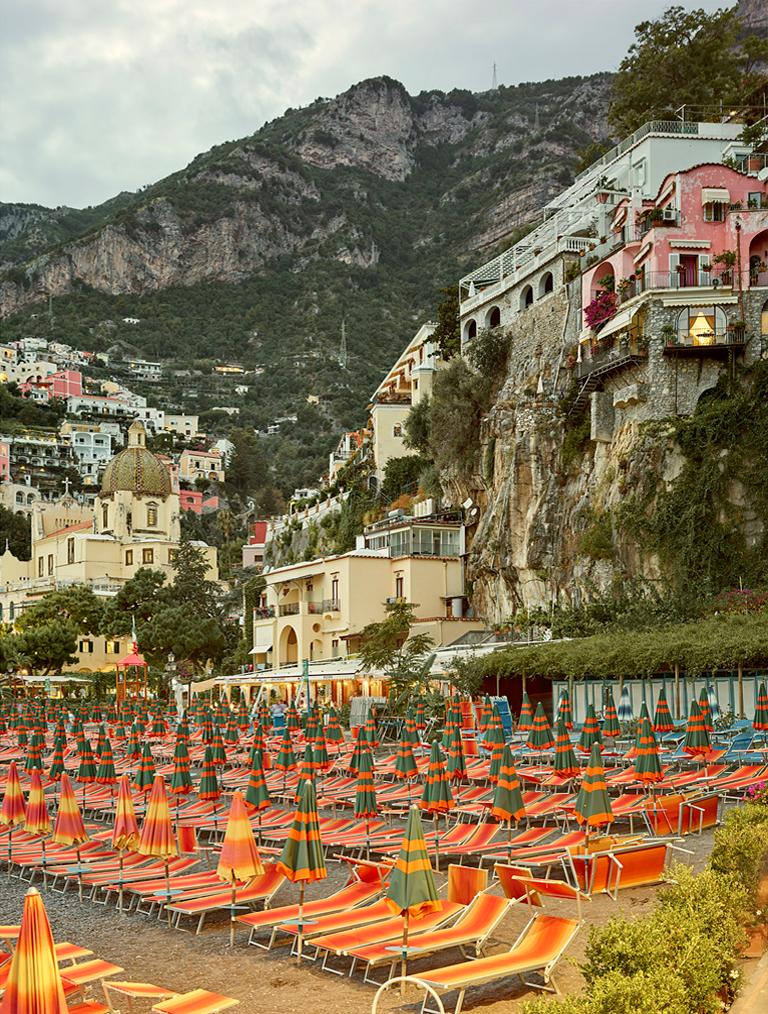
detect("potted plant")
[661,322,677,345]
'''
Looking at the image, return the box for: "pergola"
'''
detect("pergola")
[115,647,148,703]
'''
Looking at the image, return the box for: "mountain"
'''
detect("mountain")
[0,74,614,492]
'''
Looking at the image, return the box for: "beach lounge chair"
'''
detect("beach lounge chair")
[150,990,238,1014]
[165,864,285,933]
[566,839,669,899]
[102,980,177,1012]
[394,912,581,1013]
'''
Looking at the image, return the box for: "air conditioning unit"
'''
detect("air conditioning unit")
[662,208,677,221]
[386,596,397,604]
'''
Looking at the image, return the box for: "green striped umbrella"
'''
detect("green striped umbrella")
[553,715,580,778]
[210,729,227,766]
[683,699,711,757]
[295,744,315,803]
[96,737,117,788]
[274,728,297,795]
[415,699,426,731]
[653,686,675,733]
[403,706,420,745]
[754,682,768,732]
[113,720,127,743]
[445,723,468,781]
[304,709,319,745]
[394,736,418,803]
[276,779,327,964]
[633,716,664,784]
[364,712,379,748]
[354,745,378,856]
[385,804,441,993]
[325,707,344,749]
[526,702,555,751]
[574,742,613,840]
[602,690,621,738]
[348,728,369,776]
[556,689,573,730]
[224,718,239,747]
[76,738,97,810]
[170,737,193,800]
[244,747,271,844]
[126,725,141,760]
[491,743,526,826]
[698,686,713,733]
[419,741,454,871]
[24,735,44,773]
[198,745,221,801]
[476,696,491,732]
[578,703,603,753]
[47,738,65,783]
[518,692,534,732]
[236,699,249,731]
[132,742,156,794]
[286,704,300,732]
[313,727,330,773]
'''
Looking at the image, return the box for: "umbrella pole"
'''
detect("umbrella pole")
[434,814,440,873]
[400,909,410,997]
[77,845,83,902]
[366,816,370,860]
[7,826,11,877]
[165,857,172,928]
[118,851,124,914]
[297,881,305,965]
[230,882,236,947]
[41,837,47,890]
[257,811,262,847]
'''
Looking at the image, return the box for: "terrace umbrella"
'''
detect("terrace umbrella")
[132,743,156,794]
[698,687,713,734]
[394,736,419,803]
[485,712,506,782]
[573,742,613,844]
[198,746,222,832]
[137,774,179,927]
[386,805,441,994]
[633,716,664,785]
[578,704,603,753]
[96,737,117,790]
[47,738,65,784]
[684,699,711,757]
[113,720,127,743]
[286,704,300,733]
[491,743,526,859]
[24,769,51,886]
[244,748,271,843]
[518,692,534,733]
[24,735,44,774]
[325,707,344,753]
[210,729,227,767]
[602,690,621,738]
[348,729,368,777]
[415,699,426,731]
[313,727,330,776]
[754,682,768,732]
[217,791,265,946]
[76,738,97,811]
[51,773,88,901]
[236,701,249,732]
[276,779,327,964]
[653,686,675,733]
[169,739,193,823]
[556,689,573,730]
[17,723,28,749]
[445,723,468,782]
[224,718,239,747]
[419,741,454,871]
[403,706,420,745]
[364,712,379,749]
[112,774,140,913]
[354,746,378,857]
[1,760,26,873]
[553,716,580,779]
[295,744,315,803]
[617,685,633,723]
[526,702,555,752]
[274,729,297,795]
[126,723,142,760]
[304,709,319,746]
[1,886,68,1014]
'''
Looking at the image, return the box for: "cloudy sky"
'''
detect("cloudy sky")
[1,0,727,209]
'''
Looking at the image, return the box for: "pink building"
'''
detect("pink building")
[0,442,10,482]
[179,489,220,515]
[242,520,268,569]
[19,369,83,402]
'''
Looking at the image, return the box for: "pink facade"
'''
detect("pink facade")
[179,490,220,515]
[19,369,82,401]
[581,164,768,331]
[0,442,9,482]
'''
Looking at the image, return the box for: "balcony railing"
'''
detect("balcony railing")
[254,606,275,619]
[614,270,732,305]
[308,599,341,614]
[577,336,649,380]
[278,602,300,616]
[664,326,746,354]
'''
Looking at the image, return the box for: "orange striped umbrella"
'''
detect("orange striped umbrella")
[277,779,327,963]
[0,887,67,1014]
[137,774,178,926]
[50,772,88,901]
[573,742,613,839]
[683,699,711,757]
[1,760,26,870]
[216,791,265,946]
[526,701,554,751]
[112,774,140,912]
[633,715,664,785]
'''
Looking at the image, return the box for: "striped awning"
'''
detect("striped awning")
[701,187,730,204]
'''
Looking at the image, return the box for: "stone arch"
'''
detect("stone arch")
[538,271,554,297]
[749,229,768,281]
[520,285,534,310]
[589,262,615,298]
[464,318,477,342]
[485,305,501,329]
[279,624,299,666]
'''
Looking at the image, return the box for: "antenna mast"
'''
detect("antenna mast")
[339,318,348,369]
[492,62,498,91]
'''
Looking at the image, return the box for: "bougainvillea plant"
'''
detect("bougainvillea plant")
[584,289,618,331]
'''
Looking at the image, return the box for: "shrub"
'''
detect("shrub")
[710,802,768,899]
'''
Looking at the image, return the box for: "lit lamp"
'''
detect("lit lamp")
[690,312,714,346]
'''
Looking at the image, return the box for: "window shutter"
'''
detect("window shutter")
[668,253,680,288]
[698,254,711,287]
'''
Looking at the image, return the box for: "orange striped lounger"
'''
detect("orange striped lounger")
[166,865,285,934]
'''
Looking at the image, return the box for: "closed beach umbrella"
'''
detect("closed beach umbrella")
[602,690,620,738]
[617,685,633,723]
[394,736,418,803]
[518,692,534,733]
[276,779,327,963]
[385,805,441,993]
[24,769,51,882]
[217,791,265,946]
[754,682,768,732]
[132,742,156,794]
[354,746,378,857]
[112,774,140,912]
[415,699,426,731]
[445,723,468,781]
[170,738,193,801]
[578,704,603,753]
[96,737,117,788]
[698,686,713,733]
[47,739,65,784]
[274,728,297,795]
[553,716,580,778]
[51,773,88,900]
[244,748,271,844]
[1,760,27,870]
[491,743,526,857]
[137,774,178,925]
[325,707,344,750]
[684,699,711,757]
[24,734,44,774]
[653,686,675,733]
[286,704,300,732]
[526,702,555,751]
[419,741,454,871]
[403,706,420,745]
[1,886,68,1014]
[573,742,613,840]
[556,689,573,730]
[633,716,664,785]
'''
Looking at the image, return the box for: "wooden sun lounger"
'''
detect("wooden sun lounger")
[402,913,581,1014]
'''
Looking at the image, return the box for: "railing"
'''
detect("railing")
[733,152,768,174]
[574,120,701,182]
[253,606,275,619]
[308,599,341,614]
[614,270,731,305]
[665,326,746,350]
[278,603,300,616]
[577,337,649,380]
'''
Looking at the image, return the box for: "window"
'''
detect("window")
[703,202,725,222]
[67,538,75,565]
[102,503,109,530]
[395,575,404,599]
[104,640,121,654]
[169,549,178,564]
[79,639,93,653]
[390,529,410,557]
[412,527,461,556]
[142,548,154,565]
[488,305,501,328]
[47,554,53,575]
[675,305,727,345]
[125,550,133,566]
[331,639,340,658]
[632,158,647,187]
[38,556,44,577]
[9,603,14,621]
[393,424,402,438]
[520,285,534,310]
[15,491,23,504]
[146,503,158,527]
[330,576,339,608]
[466,319,477,341]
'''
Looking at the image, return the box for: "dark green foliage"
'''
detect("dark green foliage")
[427,358,490,477]
[16,586,106,635]
[0,384,65,430]
[432,287,460,360]
[225,428,268,497]
[465,327,510,377]
[380,454,429,504]
[0,505,31,560]
[403,397,431,455]
[610,6,768,135]
[578,513,614,561]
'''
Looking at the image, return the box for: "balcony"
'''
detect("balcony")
[615,270,731,306]
[307,599,341,614]
[663,326,747,358]
[577,336,649,381]
[278,602,300,617]
[253,606,275,619]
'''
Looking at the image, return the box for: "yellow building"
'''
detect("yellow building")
[179,448,225,484]
[0,420,218,672]
[369,323,438,482]
[251,539,483,705]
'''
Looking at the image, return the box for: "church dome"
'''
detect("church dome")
[100,420,172,498]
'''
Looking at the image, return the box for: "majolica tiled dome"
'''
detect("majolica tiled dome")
[101,421,171,498]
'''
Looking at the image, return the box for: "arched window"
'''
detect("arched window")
[15,492,23,504]
[26,493,34,504]
[102,503,109,530]
[146,502,158,527]
[675,305,727,345]
[520,285,534,310]
[487,306,501,329]
[539,272,554,296]
[466,319,477,341]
